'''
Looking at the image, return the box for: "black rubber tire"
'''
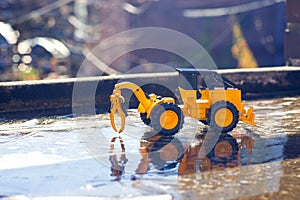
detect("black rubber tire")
[140,113,151,126]
[206,133,239,165]
[207,101,239,133]
[150,103,184,136]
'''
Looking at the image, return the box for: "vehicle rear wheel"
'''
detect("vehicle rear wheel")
[207,101,239,133]
[151,103,184,136]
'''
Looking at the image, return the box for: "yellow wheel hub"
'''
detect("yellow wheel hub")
[160,110,178,130]
[214,108,233,127]
[214,141,233,158]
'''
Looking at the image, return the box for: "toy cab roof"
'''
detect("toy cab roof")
[176,67,240,90]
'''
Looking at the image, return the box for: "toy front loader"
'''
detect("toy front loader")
[109,68,256,134]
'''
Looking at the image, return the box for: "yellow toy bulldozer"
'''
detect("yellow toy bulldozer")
[109,68,255,135]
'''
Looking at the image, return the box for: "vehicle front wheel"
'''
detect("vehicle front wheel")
[150,103,184,136]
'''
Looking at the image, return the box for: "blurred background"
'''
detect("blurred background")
[0,0,295,81]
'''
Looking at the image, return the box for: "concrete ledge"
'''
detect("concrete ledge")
[219,66,300,98]
[0,66,300,119]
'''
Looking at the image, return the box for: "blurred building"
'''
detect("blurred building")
[0,0,287,80]
[125,0,285,68]
[285,0,300,66]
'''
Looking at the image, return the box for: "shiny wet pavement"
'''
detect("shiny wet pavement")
[0,97,300,199]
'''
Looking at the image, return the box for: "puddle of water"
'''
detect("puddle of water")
[99,127,297,180]
[0,97,300,199]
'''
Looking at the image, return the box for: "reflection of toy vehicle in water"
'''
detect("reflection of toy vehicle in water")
[107,133,181,178]
[135,130,254,175]
[135,131,185,173]
[109,136,128,180]
[179,132,237,175]
[107,130,254,179]
[109,68,256,135]
[179,130,254,174]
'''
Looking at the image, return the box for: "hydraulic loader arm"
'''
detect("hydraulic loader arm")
[109,82,152,133]
[113,82,151,108]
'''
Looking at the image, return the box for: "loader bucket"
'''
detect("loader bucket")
[240,106,256,126]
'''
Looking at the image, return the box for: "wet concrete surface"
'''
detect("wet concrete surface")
[0,97,300,199]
